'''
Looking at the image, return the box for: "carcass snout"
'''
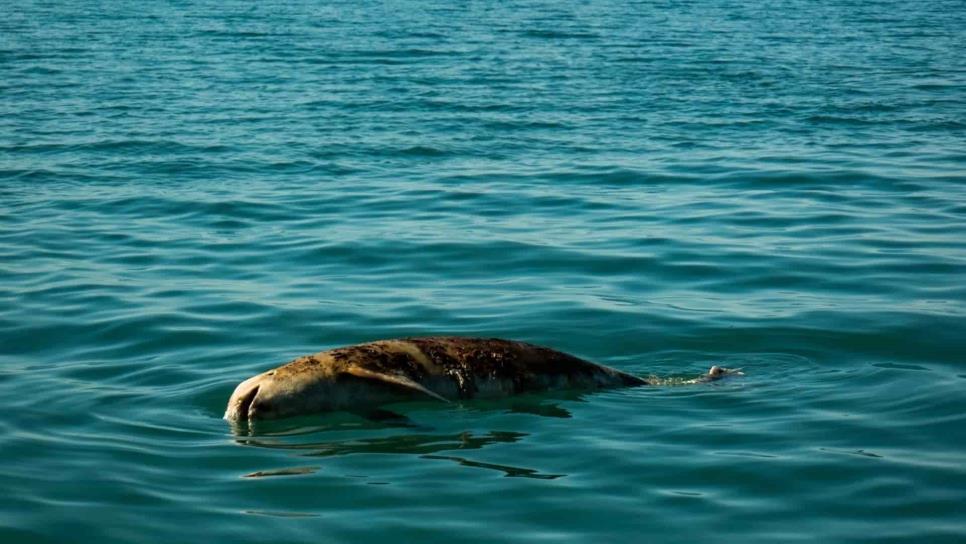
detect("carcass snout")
[224,372,270,421]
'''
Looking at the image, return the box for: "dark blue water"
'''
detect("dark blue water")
[2,1,966,542]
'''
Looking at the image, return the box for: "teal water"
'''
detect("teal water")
[3,0,966,542]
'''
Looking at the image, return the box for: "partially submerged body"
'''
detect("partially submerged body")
[225,336,740,421]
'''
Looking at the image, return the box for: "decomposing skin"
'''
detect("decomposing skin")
[224,337,740,421]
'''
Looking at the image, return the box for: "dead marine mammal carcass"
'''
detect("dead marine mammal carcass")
[224,336,736,421]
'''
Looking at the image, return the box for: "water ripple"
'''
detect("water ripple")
[2,0,966,542]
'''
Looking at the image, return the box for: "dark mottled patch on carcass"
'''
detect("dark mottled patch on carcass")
[407,337,479,397]
[351,344,428,383]
[329,349,350,362]
[404,337,607,398]
[447,338,531,394]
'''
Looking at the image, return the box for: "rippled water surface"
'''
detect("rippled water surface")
[3,0,966,542]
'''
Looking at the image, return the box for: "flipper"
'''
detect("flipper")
[344,365,451,404]
[683,366,744,384]
[705,366,743,381]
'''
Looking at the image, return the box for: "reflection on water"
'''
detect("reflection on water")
[507,403,572,419]
[422,455,564,480]
[243,466,320,478]
[232,402,571,480]
[228,398,578,437]
[233,420,566,480]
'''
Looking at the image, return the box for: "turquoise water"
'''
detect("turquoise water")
[3,0,966,541]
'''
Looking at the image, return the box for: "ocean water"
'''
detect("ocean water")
[2,0,965,542]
